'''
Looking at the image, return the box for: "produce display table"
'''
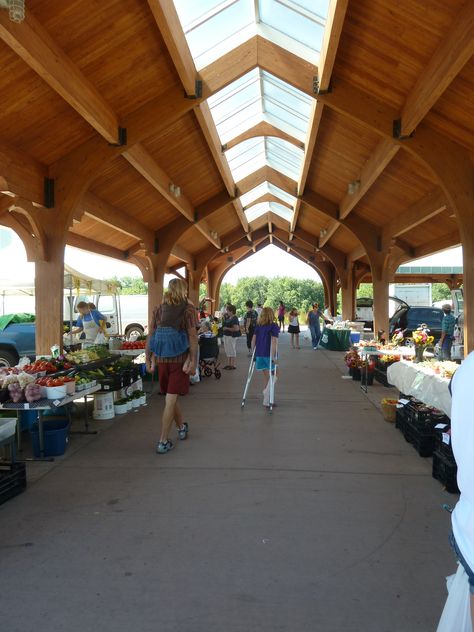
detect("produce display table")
[0,385,101,458]
[110,349,144,357]
[320,328,351,351]
[357,347,434,393]
[387,360,452,417]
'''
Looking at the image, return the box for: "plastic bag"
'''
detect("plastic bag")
[436,563,472,632]
[94,332,107,345]
[304,329,311,341]
[189,366,200,384]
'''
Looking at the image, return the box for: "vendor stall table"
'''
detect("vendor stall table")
[357,348,434,393]
[109,349,144,357]
[319,328,351,351]
[387,360,451,417]
[0,385,100,459]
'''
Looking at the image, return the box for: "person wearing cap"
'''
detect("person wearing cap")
[439,303,456,360]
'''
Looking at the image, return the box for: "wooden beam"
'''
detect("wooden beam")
[399,2,474,137]
[67,232,127,261]
[224,121,304,151]
[301,189,339,221]
[200,38,258,98]
[243,194,293,211]
[123,143,195,222]
[383,188,447,239]
[81,192,153,250]
[319,220,339,247]
[0,10,119,144]
[338,138,400,220]
[413,231,461,259]
[170,244,193,264]
[146,0,199,97]
[236,166,298,197]
[0,143,47,205]
[348,244,366,262]
[195,190,234,221]
[194,103,248,232]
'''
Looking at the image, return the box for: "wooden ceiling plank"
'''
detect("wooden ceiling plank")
[195,191,234,221]
[399,2,474,136]
[170,244,193,264]
[146,0,199,97]
[0,143,47,205]
[123,143,194,222]
[413,231,461,259]
[0,11,119,144]
[383,188,447,240]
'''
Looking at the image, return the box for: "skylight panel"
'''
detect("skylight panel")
[244,202,270,223]
[267,183,296,206]
[258,0,328,53]
[269,202,293,221]
[174,0,255,70]
[266,138,303,180]
[225,138,266,181]
[239,182,269,207]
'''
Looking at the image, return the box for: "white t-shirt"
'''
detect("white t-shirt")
[290,315,299,326]
[451,351,474,570]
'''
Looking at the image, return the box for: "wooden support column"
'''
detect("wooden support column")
[34,211,66,354]
[341,265,355,321]
[372,277,390,342]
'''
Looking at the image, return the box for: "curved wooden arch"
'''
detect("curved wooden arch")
[224,122,304,151]
[0,213,45,262]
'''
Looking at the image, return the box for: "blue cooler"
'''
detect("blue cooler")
[30,419,70,457]
[350,332,361,344]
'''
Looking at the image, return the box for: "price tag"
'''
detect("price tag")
[398,399,409,405]
[442,433,451,445]
[52,399,61,408]
[435,423,448,429]
[24,403,30,409]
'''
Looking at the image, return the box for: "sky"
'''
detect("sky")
[0,227,464,287]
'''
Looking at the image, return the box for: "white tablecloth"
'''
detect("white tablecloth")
[387,360,452,417]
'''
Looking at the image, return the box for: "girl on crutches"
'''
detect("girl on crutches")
[252,307,280,409]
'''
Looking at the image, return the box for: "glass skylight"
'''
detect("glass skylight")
[240,181,296,209]
[173,0,329,69]
[225,138,266,182]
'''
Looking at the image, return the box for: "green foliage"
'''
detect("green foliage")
[219,276,325,317]
[431,283,452,303]
[114,276,148,295]
[199,282,207,301]
[356,283,373,299]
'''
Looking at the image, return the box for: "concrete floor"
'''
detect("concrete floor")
[0,334,456,632]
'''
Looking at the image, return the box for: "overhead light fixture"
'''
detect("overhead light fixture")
[347,180,361,195]
[210,231,218,240]
[0,0,25,22]
[320,228,327,238]
[168,183,181,198]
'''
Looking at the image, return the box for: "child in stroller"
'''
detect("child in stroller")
[198,322,221,379]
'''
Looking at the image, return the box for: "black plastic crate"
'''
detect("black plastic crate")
[0,462,27,506]
[374,368,393,387]
[395,406,408,435]
[403,418,436,457]
[435,429,454,459]
[99,375,123,391]
[432,450,459,494]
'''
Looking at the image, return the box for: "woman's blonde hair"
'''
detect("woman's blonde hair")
[257,306,275,326]
[163,278,188,305]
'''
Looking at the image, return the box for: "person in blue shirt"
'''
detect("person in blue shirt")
[439,304,456,360]
[72,301,106,344]
[252,307,279,407]
[307,302,323,349]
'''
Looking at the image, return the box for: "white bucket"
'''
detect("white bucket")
[93,392,115,420]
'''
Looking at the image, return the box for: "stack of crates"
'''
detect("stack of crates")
[432,426,459,494]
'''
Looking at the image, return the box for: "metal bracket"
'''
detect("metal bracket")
[221,143,228,152]
[312,76,332,95]
[393,119,414,141]
[185,80,202,99]
[154,237,159,255]
[44,178,55,208]
[109,127,127,147]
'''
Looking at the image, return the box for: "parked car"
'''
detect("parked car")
[389,302,445,342]
[0,322,36,367]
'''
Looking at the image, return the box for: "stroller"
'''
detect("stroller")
[199,335,221,379]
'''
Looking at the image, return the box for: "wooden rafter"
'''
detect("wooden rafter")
[399,2,474,137]
[293,0,348,232]
[67,232,127,261]
[0,11,119,144]
[382,188,447,242]
[224,121,304,151]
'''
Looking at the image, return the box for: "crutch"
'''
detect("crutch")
[267,340,279,413]
[241,347,256,408]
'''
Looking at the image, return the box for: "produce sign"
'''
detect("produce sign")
[120,341,146,350]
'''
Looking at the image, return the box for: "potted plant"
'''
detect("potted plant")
[344,349,361,379]
[135,390,147,406]
[114,398,129,415]
[411,324,434,363]
[131,391,141,409]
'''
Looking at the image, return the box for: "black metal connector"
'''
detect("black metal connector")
[393,118,414,141]
[44,178,55,208]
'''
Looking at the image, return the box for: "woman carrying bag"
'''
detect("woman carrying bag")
[146,278,198,455]
[222,304,240,370]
